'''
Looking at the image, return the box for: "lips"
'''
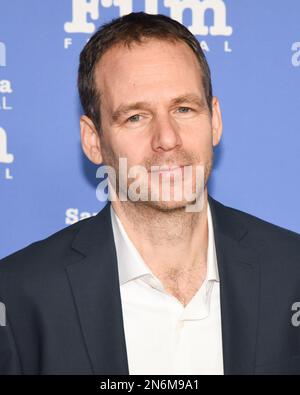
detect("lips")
[149,165,185,175]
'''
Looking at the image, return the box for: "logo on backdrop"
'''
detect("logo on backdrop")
[64,0,233,53]
[0,126,14,180]
[0,79,13,111]
[291,42,300,67]
[65,208,98,224]
[0,42,6,67]
[0,43,14,180]
[0,42,13,111]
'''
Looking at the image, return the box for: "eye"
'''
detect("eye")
[177,107,193,113]
[127,114,142,123]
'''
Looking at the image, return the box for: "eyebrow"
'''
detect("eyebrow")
[111,93,207,122]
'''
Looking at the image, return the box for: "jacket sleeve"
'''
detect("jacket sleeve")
[0,271,22,375]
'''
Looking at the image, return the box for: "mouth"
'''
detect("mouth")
[149,165,185,174]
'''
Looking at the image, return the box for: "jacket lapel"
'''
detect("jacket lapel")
[209,195,261,374]
[65,202,129,375]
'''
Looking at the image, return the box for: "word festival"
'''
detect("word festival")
[64,0,233,53]
[0,80,13,111]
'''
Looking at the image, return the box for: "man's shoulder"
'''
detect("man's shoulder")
[0,206,108,275]
[211,196,300,249]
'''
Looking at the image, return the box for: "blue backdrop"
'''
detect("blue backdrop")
[0,0,299,259]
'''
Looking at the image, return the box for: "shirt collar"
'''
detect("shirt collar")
[207,201,220,283]
[110,205,152,285]
[110,200,219,287]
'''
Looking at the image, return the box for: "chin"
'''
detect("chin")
[139,199,193,212]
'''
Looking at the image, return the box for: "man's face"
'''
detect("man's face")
[90,38,222,210]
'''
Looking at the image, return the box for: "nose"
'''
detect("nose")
[151,114,183,152]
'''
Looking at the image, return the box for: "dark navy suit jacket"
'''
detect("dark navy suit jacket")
[1,196,300,375]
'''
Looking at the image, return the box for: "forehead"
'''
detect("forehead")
[95,39,204,108]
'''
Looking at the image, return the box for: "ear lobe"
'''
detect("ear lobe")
[80,115,103,165]
[211,97,223,147]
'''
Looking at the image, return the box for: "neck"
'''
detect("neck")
[111,190,209,279]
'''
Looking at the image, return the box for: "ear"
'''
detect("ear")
[211,96,223,147]
[80,115,103,165]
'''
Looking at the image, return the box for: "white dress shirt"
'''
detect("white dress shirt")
[110,202,224,375]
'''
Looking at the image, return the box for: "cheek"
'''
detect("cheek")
[115,133,151,163]
[184,127,213,156]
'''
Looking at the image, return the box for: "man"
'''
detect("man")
[1,12,300,375]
